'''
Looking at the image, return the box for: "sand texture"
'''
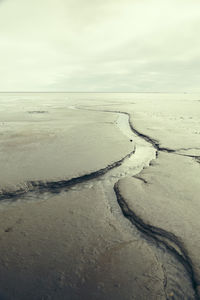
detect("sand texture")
[0,93,199,299]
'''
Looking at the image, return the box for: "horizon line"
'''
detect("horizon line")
[0,91,191,94]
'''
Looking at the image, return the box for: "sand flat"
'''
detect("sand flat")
[0,185,168,300]
[0,93,199,299]
[0,94,133,194]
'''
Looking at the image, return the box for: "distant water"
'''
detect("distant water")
[0,92,200,103]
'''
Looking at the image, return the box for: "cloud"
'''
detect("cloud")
[0,0,200,91]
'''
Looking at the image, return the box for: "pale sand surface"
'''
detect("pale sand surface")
[117,152,200,275]
[0,186,166,300]
[129,100,200,150]
[87,93,200,151]
[0,93,199,299]
[0,94,133,193]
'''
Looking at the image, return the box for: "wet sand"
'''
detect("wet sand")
[0,93,199,299]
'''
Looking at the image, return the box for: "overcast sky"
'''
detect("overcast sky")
[0,0,200,92]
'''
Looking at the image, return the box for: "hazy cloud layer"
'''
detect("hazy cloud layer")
[0,0,200,92]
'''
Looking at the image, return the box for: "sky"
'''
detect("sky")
[0,0,200,92]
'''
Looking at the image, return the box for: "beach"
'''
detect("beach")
[0,93,199,299]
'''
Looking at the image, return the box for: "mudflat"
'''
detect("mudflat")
[0,93,199,299]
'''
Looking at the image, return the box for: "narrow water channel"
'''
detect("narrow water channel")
[73,109,197,299]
